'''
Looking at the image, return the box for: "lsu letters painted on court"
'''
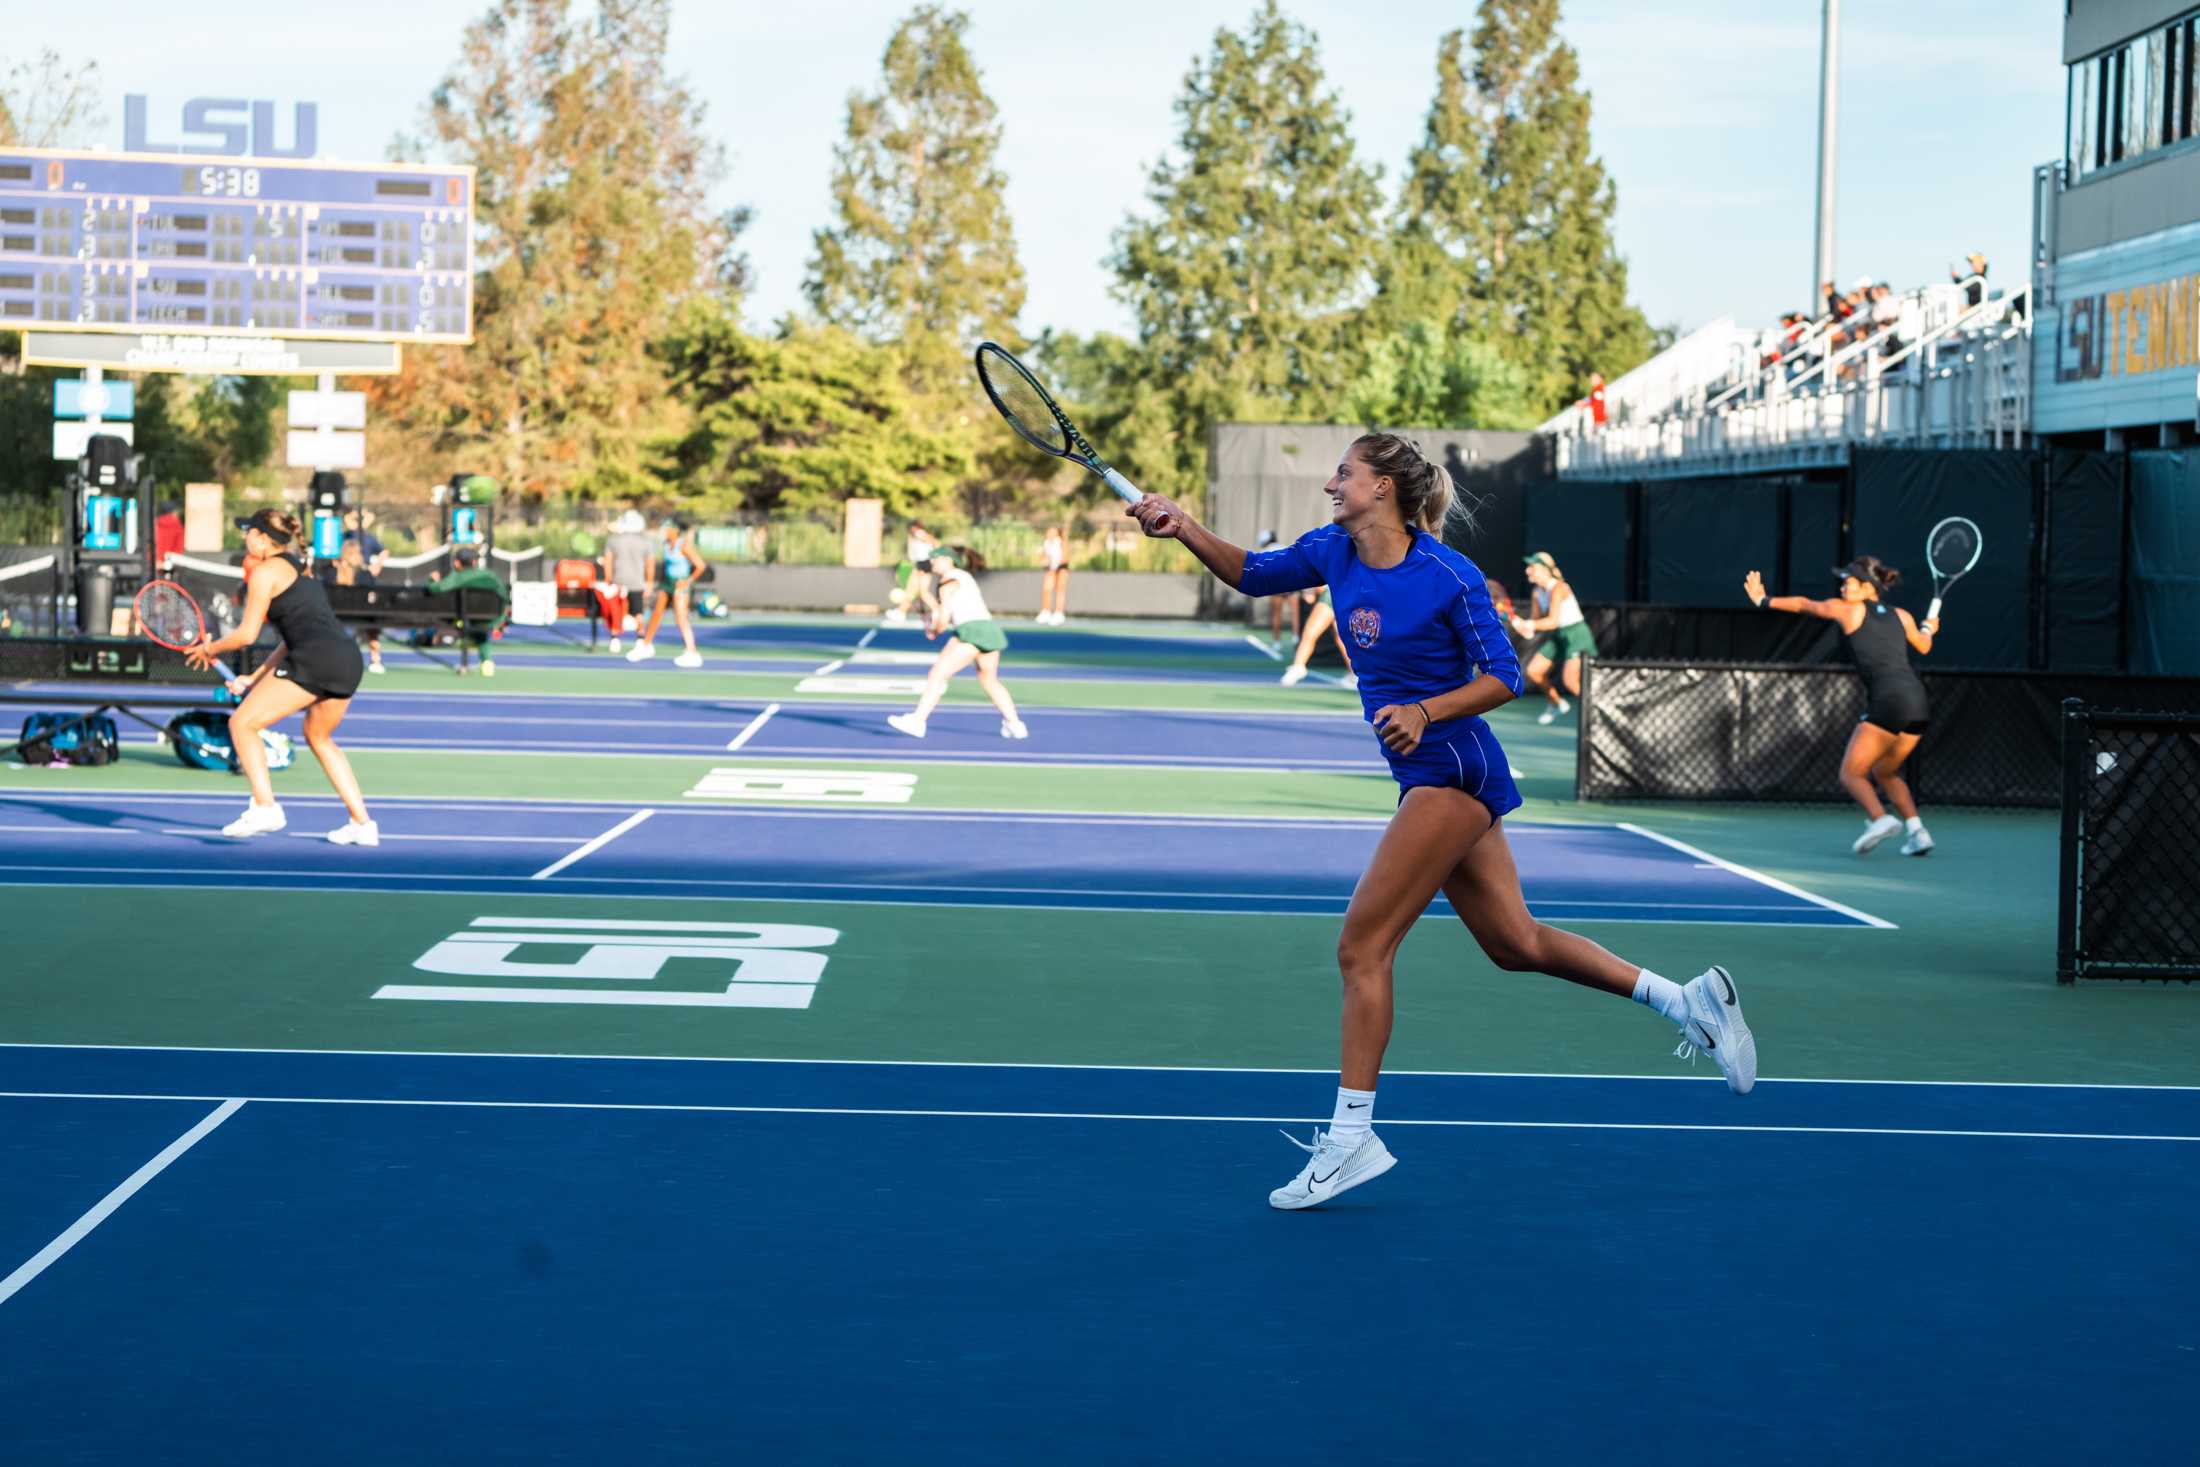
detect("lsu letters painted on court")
[375,917,842,1009]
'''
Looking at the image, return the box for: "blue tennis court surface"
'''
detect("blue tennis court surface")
[1,685,1377,766]
[2,1046,2191,1465]
[0,792,1886,924]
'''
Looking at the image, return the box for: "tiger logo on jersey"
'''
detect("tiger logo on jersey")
[1348,606,1381,648]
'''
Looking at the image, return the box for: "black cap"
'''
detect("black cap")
[1833,558,1872,581]
[233,508,294,539]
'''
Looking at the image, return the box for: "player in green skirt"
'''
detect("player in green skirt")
[888,551,1029,740]
[1511,551,1597,725]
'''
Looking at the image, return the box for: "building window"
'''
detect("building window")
[2070,11,2200,177]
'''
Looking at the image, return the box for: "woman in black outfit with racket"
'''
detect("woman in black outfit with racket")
[186,509,377,845]
[1744,555,1938,856]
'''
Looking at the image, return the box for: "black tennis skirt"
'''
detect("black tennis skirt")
[272,635,366,700]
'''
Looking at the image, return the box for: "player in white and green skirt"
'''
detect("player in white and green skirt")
[888,552,1030,740]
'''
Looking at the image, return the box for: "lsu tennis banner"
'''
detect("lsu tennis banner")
[2036,218,2200,433]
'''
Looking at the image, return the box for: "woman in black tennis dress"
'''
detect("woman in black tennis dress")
[1744,555,1940,856]
[186,509,377,845]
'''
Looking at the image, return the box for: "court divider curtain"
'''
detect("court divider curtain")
[2127,451,2200,676]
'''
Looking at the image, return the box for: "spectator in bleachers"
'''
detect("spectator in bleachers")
[1953,253,1987,307]
[1585,373,1608,427]
[154,501,184,571]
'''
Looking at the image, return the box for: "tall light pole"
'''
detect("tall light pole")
[1812,0,1842,311]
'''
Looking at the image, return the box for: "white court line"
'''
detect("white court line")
[11,1041,2197,1092]
[811,659,846,676]
[0,866,1888,927]
[1617,822,1897,930]
[0,1092,2187,1144]
[725,703,781,751]
[0,1098,244,1308]
[854,629,877,650]
[529,810,653,880]
[142,828,575,845]
[1243,634,1282,661]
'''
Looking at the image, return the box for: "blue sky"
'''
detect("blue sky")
[17,0,2064,343]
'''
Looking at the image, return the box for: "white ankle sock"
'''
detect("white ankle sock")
[1329,1086,1376,1143]
[1631,969,1689,1025]
[1904,816,1924,832]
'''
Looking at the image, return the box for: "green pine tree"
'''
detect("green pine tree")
[805,6,1027,400]
[1106,2,1383,502]
[1392,5,1653,420]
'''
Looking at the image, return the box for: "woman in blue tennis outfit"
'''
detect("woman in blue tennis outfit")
[627,516,708,668]
[1128,432,1756,1210]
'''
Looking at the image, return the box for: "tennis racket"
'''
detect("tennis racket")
[1924,515,1982,622]
[975,342,1143,505]
[133,579,235,681]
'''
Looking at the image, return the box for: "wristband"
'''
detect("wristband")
[1752,595,1769,609]
[1415,701,1432,727]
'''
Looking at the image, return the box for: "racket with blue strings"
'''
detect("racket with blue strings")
[976,342,1144,505]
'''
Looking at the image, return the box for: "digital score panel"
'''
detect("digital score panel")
[0,147,473,342]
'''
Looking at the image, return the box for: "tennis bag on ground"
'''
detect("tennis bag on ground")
[16,712,120,766]
[166,711,294,773]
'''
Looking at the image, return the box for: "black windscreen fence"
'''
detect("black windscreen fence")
[1642,477,1784,605]
[1847,448,2035,670]
[2058,704,2200,983]
[1521,479,1633,604]
[1578,660,2200,808]
[1580,604,1842,663]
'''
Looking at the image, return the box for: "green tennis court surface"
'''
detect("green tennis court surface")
[4,614,2194,1463]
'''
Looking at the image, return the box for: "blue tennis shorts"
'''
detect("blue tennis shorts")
[1386,719,1522,821]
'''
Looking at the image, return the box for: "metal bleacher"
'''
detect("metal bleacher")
[1545,275,2033,479]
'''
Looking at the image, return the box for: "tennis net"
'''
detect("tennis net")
[0,554,61,638]
[2057,701,2200,983]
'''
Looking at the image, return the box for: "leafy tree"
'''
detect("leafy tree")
[659,305,968,518]
[1106,1,1384,503]
[0,49,106,148]
[1343,320,1535,430]
[1392,5,1652,419]
[370,0,735,504]
[805,5,1027,400]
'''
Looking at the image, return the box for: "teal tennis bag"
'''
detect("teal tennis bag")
[166,710,294,773]
[16,712,120,766]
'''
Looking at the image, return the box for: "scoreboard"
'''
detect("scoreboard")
[0,147,474,343]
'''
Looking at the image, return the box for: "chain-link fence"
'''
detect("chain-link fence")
[1578,661,2200,807]
[2057,703,2200,983]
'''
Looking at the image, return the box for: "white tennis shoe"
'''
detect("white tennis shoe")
[1853,813,1902,854]
[674,650,703,669]
[1279,665,1308,687]
[1901,826,1935,856]
[222,802,286,838]
[1676,964,1756,1095]
[625,642,656,663]
[326,819,380,847]
[1269,1128,1395,1210]
[1000,718,1029,739]
[887,713,927,739]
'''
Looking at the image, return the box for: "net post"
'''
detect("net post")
[1573,656,1594,799]
[2055,697,2087,984]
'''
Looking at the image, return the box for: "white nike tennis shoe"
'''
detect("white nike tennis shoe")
[1853,813,1902,854]
[625,642,656,663]
[222,802,286,838]
[674,650,703,669]
[887,713,927,739]
[1901,826,1935,856]
[1676,964,1756,1095]
[326,819,380,847]
[1268,1128,1396,1210]
[1000,718,1029,739]
[1279,665,1308,687]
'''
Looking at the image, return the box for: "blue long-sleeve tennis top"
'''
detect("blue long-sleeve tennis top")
[1241,526,1523,758]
